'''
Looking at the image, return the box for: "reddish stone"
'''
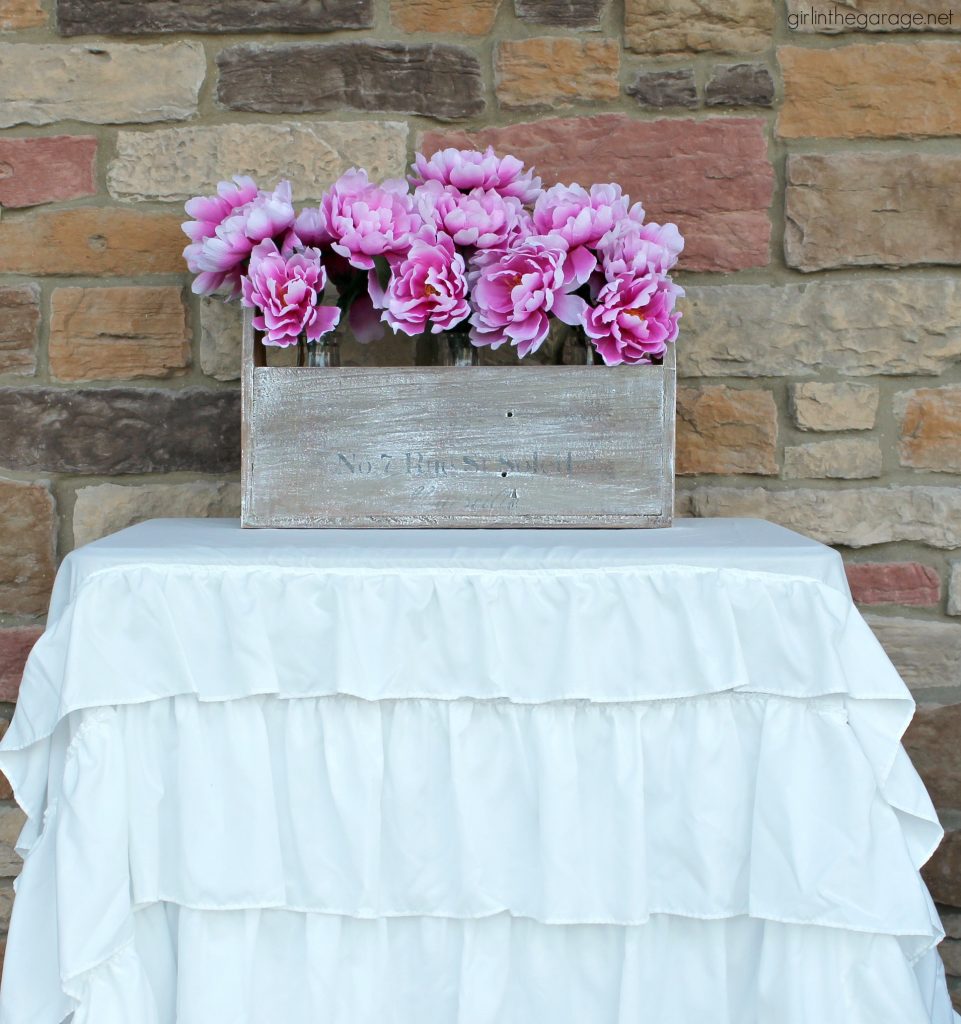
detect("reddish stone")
[0,136,97,209]
[924,825,961,908]
[0,627,41,703]
[421,116,774,272]
[904,704,961,811]
[846,562,941,607]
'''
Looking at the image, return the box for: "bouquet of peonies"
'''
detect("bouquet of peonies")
[182,147,684,365]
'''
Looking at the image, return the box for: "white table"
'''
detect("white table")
[0,518,956,1024]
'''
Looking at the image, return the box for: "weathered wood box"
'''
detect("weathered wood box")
[241,312,675,528]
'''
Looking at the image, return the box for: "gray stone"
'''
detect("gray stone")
[57,0,373,34]
[689,486,961,549]
[705,63,774,107]
[217,42,485,121]
[790,382,879,431]
[0,388,240,475]
[782,438,882,479]
[73,481,242,547]
[627,69,698,109]
[866,615,961,693]
[949,562,961,616]
[109,121,408,203]
[0,42,205,127]
[678,278,961,377]
[514,0,605,27]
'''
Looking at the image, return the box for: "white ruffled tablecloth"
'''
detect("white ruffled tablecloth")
[0,517,957,1024]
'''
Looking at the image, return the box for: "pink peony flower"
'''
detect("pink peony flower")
[410,147,542,204]
[470,235,589,357]
[599,220,684,278]
[415,181,529,250]
[292,206,329,247]
[243,180,296,243]
[583,272,683,365]
[320,169,422,271]
[531,184,645,280]
[182,175,259,295]
[240,241,340,346]
[372,230,470,336]
[184,179,296,298]
[182,175,258,246]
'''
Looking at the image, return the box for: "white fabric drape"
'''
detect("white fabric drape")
[0,518,956,1023]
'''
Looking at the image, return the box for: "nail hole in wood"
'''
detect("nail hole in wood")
[501,471,508,477]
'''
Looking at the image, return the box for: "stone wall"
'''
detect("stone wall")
[0,0,960,1002]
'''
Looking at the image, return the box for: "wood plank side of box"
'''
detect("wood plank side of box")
[241,311,675,528]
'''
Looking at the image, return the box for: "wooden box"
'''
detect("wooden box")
[241,311,675,528]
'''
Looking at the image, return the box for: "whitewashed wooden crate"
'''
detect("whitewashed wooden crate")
[241,311,675,528]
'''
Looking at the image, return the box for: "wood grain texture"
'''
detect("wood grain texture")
[241,310,675,528]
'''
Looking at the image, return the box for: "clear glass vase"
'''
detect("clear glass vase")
[304,336,340,368]
[438,330,479,367]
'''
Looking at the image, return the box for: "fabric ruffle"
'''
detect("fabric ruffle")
[0,563,938,859]
[72,908,960,1024]
[0,557,954,1023]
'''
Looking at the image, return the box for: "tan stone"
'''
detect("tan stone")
[0,477,55,617]
[0,42,205,127]
[109,121,408,203]
[0,209,185,276]
[0,805,24,877]
[50,287,190,382]
[689,486,961,549]
[949,562,961,617]
[678,278,961,377]
[791,382,879,431]
[0,0,45,30]
[73,481,242,548]
[786,154,961,271]
[867,615,961,693]
[896,387,961,473]
[783,439,882,479]
[624,0,772,54]
[391,0,500,34]
[200,298,243,382]
[779,43,961,139]
[676,386,777,475]
[787,0,960,34]
[495,38,619,109]
[0,284,39,377]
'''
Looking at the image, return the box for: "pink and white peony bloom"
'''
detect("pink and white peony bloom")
[372,230,470,336]
[583,272,683,365]
[415,181,529,250]
[241,241,340,346]
[470,235,589,357]
[182,175,259,295]
[182,175,258,245]
[183,179,296,297]
[599,219,684,278]
[243,180,296,243]
[410,147,542,204]
[533,183,641,249]
[320,169,422,270]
